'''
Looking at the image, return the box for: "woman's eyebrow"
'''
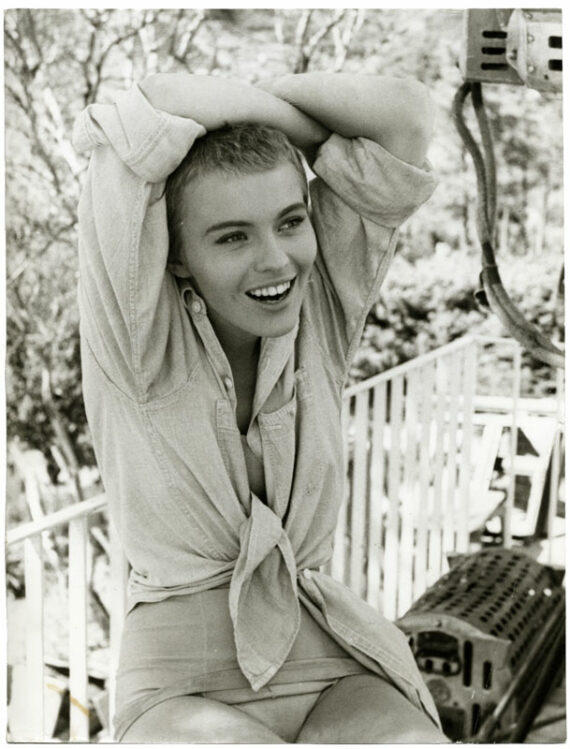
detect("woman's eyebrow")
[277,202,307,217]
[205,219,251,234]
[205,202,307,235]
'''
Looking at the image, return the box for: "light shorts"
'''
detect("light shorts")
[114,585,369,739]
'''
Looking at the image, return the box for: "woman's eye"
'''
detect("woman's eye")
[280,216,305,232]
[216,232,247,245]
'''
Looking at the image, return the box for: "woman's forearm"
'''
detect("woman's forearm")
[140,73,329,159]
[256,73,434,167]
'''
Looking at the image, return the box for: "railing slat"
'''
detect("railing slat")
[503,344,522,548]
[414,361,435,601]
[384,376,403,620]
[68,516,90,741]
[457,344,477,552]
[398,370,418,616]
[444,351,461,554]
[366,383,386,610]
[429,356,447,584]
[24,536,45,740]
[350,391,370,597]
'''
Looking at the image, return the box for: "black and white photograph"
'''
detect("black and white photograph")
[4,7,565,743]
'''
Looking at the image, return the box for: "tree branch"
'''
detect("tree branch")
[172,9,206,64]
[333,9,364,71]
[293,10,313,73]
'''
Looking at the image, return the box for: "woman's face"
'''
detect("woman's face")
[171,162,317,346]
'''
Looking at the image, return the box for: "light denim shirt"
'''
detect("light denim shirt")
[73,84,439,724]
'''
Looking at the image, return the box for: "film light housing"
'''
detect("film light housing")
[461,9,562,93]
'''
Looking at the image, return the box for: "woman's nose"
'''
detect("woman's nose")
[254,234,289,272]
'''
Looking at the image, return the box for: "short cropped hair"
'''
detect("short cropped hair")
[165,124,308,263]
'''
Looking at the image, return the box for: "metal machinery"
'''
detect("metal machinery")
[397,549,565,741]
[461,8,562,93]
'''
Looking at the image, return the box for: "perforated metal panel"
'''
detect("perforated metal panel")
[397,549,565,740]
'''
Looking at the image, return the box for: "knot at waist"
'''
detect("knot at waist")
[228,496,301,691]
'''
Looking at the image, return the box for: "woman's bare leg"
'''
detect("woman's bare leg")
[296,674,448,744]
[121,694,286,743]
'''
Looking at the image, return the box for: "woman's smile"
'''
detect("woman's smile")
[245,277,296,304]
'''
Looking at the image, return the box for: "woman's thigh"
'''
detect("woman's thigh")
[296,674,448,744]
[120,694,285,743]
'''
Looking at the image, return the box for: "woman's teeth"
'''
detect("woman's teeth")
[247,280,293,301]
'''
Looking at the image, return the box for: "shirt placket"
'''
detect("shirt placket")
[181,286,254,508]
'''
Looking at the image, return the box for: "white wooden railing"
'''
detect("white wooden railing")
[6,495,128,741]
[6,335,564,741]
[325,335,521,618]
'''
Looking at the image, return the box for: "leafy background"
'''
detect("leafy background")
[5,7,564,502]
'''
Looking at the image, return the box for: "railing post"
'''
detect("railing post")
[503,343,522,548]
[429,355,447,584]
[457,341,477,552]
[398,369,418,616]
[24,535,45,740]
[68,515,90,741]
[444,351,461,554]
[384,375,403,619]
[414,360,435,601]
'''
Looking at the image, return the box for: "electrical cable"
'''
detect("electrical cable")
[452,81,564,369]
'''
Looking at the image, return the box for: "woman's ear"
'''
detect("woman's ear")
[167,260,191,279]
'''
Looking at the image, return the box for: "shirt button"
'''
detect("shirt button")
[191,301,202,314]
[303,569,312,580]
[223,377,233,391]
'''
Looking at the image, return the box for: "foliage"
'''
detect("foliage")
[5,9,564,476]
[351,248,563,398]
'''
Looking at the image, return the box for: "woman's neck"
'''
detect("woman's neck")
[214,325,260,372]
[218,334,260,435]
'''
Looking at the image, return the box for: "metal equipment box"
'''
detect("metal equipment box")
[397,548,565,740]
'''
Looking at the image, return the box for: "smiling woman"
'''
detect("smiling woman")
[73,71,442,742]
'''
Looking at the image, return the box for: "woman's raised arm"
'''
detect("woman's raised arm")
[139,73,329,162]
[256,73,434,167]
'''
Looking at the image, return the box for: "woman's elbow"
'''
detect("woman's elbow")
[408,80,435,145]
[387,79,435,166]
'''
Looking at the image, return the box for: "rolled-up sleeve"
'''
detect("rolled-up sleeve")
[306,135,437,375]
[73,84,205,183]
[73,85,205,400]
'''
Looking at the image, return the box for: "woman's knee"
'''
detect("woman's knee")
[296,674,447,744]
